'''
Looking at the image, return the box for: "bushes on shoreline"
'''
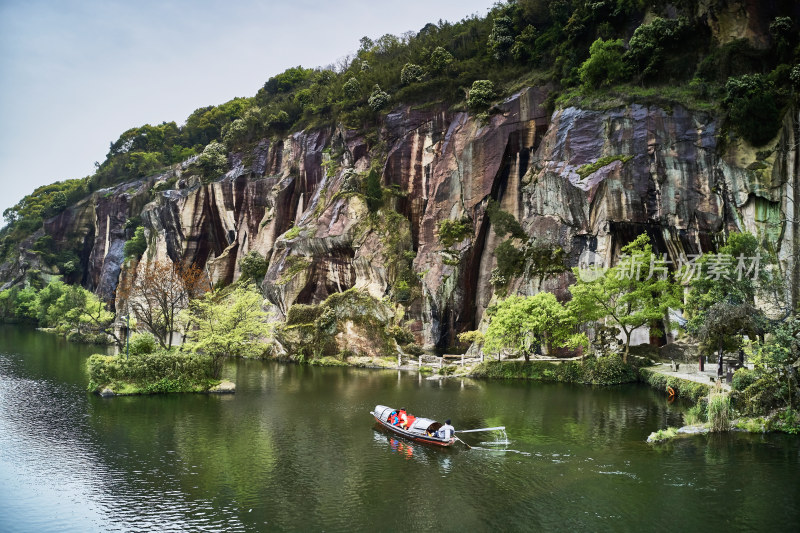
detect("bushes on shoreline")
[470,354,637,385]
[469,357,715,404]
[1,280,117,345]
[638,367,710,403]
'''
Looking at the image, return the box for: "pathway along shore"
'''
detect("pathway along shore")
[644,362,731,391]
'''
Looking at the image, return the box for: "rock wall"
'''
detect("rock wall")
[5,89,797,351]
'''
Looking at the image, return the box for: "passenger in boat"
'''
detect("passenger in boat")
[398,408,408,428]
[405,413,416,430]
[438,419,455,439]
[388,410,399,425]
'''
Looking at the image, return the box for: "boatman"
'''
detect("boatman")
[438,419,454,440]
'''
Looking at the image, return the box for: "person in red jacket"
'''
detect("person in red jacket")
[398,408,408,429]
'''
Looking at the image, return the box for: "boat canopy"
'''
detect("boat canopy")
[409,418,442,434]
[373,405,394,423]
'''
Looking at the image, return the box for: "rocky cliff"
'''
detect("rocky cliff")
[3,89,797,352]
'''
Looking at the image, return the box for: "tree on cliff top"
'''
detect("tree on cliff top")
[569,234,680,363]
[579,38,627,89]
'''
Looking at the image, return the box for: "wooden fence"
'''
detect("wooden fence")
[417,353,483,370]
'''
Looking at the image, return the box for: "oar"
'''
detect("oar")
[455,436,472,449]
[455,426,505,434]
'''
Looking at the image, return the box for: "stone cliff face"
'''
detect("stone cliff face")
[5,89,798,352]
[521,103,797,305]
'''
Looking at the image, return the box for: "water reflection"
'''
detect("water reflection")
[372,430,455,475]
[1,327,800,531]
[389,436,414,458]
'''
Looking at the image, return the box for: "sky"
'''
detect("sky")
[0,0,493,220]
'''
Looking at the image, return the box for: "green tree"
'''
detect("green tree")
[124,226,148,260]
[35,280,67,325]
[697,301,765,358]
[14,287,39,323]
[182,283,273,378]
[723,74,781,146]
[342,77,362,100]
[129,331,158,356]
[488,15,515,61]
[368,85,390,111]
[65,286,115,337]
[685,232,781,333]
[400,63,425,85]
[736,317,800,417]
[239,250,268,282]
[569,234,680,362]
[458,329,484,347]
[263,66,312,94]
[626,17,688,80]
[0,288,18,321]
[769,16,795,62]
[511,25,538,62]
[125,151,163,177]
[267,110,291,131]
[791,64,800,90]
[484,292,588,362]
[197,141,228,180]
[467,80,495,111]
[43,283,121,345]
[437,217,472,248]
[579,38,627,89]
[758,318,800,370]
[293,88,313,109]
[428,47,454,73]
[364,168,383,213]
[222,106,265,147]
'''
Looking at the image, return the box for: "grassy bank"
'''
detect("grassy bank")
[468,356,718,400]
[469,355,637,385]
[307,355,399,369]
[87,351,223,395]
[638,367,710,403]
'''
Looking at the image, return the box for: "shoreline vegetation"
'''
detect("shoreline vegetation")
[84,342,800,437]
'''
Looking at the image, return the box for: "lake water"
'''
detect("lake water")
[1,325,799,531]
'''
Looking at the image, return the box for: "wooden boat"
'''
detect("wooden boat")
[370,405,456,447]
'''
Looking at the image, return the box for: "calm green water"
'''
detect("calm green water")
[1,326,799,532]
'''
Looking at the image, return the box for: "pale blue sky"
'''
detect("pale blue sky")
[0,0,493,220]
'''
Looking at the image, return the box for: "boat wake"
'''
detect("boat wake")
[479,439,511,446]
[468,445,531,456]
